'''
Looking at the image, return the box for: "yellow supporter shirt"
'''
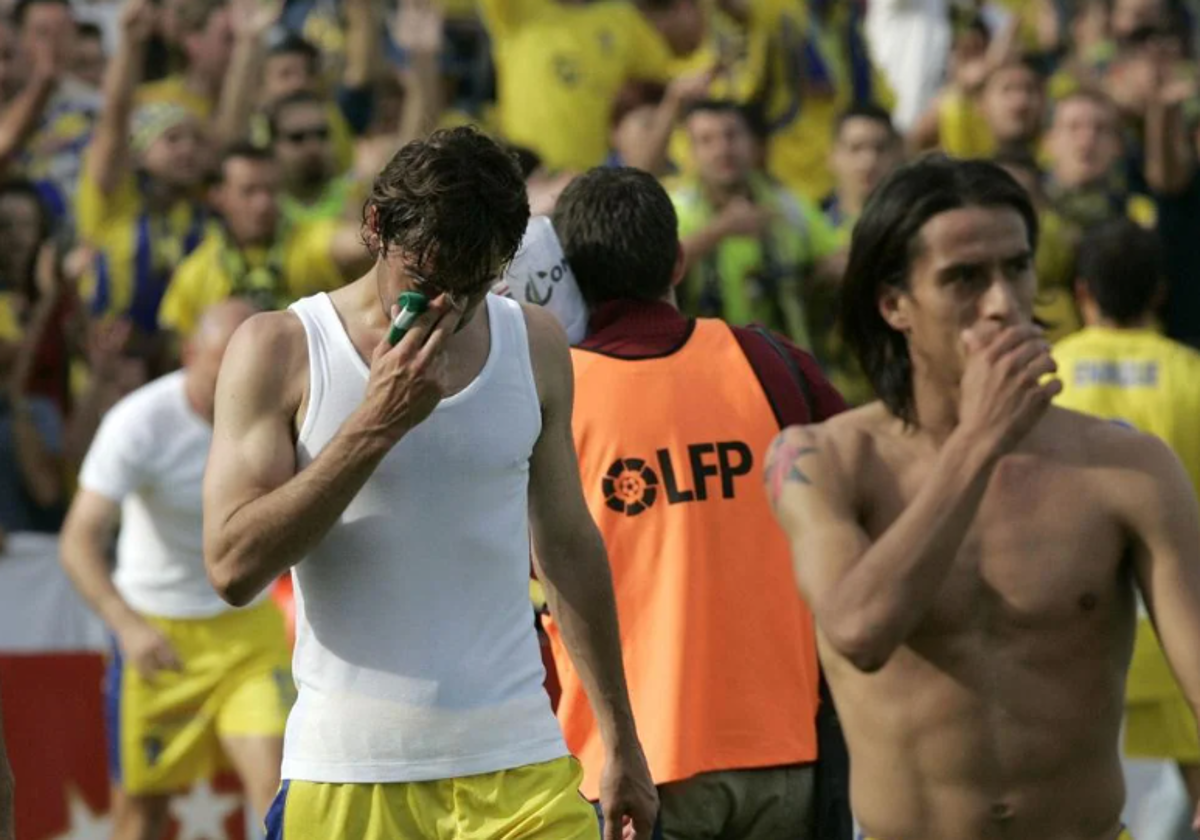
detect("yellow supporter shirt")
[1053,327,1200,493]
[75,158,208,334]
[483,0,674,172]
[159,222,345,336]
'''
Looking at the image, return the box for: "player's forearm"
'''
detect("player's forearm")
[824,431,997,671]
[60,523,143,634]
[206,410,393,606]
[535,529,638,749]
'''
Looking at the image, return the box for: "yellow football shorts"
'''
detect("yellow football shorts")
[106,599,294,794]
[1125,617,1200,763]
[265,756,599,839]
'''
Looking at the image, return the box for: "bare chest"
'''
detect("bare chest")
[861,453,1132,636]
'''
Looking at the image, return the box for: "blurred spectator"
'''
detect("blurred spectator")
[220,0,368,179]
[0,179,76,411]
[135,0,233,125]
[9,0,101,226]
[822,103,902,245]
[672,100,843,349]
[866,0,952,132]
[0,239,67,534]
[158,143,369,336]
[76,0,207,342]
[71,19,102,89]
[354,0,447,181]
[672,0,894,201]
[1044,88,1135,228]
[606,71,711,175]
[995,149,1083,340]
[268,91,357,224]
[806,103,901,407]
[1052,218,1200,806]
[482,0,704,173]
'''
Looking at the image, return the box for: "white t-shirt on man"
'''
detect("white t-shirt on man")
[79,370,247,618]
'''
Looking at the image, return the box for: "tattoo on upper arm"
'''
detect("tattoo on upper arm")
[765,434,818,504]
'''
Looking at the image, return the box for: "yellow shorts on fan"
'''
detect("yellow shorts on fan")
[106,599,294,794]
[265,756,599,839]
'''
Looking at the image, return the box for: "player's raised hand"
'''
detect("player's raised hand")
[959,322,1061,454]
[360,293,463,444]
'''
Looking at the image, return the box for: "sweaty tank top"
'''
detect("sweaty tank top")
[282,292,566,783]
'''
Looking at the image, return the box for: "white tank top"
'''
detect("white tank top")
[282,292,567,783]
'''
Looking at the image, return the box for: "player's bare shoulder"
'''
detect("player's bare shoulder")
[765,402,892,511]
[1049,404,1192,506]
[218,308,310,423]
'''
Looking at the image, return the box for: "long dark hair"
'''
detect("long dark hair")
[840,155,1038,425]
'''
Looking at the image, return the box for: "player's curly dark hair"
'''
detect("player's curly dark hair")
[365,127,530,295]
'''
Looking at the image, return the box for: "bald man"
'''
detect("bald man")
[61,300,292,840]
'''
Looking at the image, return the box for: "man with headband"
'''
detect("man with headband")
[77,0,207,340]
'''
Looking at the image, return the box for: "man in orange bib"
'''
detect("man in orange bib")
[545,167,847,839]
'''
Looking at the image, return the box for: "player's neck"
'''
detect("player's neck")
[1089,313,1157,331]
[909,370,962,444]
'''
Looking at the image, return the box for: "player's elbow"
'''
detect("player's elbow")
[205,547,260,608]
[823,615,896,674]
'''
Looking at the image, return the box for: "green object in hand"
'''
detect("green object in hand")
[387,291,429,345]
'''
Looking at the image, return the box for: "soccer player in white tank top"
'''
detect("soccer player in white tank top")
[203,127,658,839]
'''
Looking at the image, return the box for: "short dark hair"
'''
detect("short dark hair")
[216,142,275,181]
[841,155,1039,425]
[75,20,103,41]
[267,90,328,140]
[366,126,529,295]
[552,167,679,306]
[1077,219,1164,324]
[834,102,898,141]
[682,98,770,143]
[267,32,320,72]
[13,0,69,28]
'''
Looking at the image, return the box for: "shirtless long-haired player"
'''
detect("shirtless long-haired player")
[766,156,1200,840]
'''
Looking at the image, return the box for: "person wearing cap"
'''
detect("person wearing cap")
[547,167,847,839]
[76,0,207,342]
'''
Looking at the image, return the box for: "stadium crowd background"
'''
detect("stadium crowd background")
[4,0,1200,833]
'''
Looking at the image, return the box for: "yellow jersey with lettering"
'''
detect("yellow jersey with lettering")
[158,223,344,336]
[1052,326,1200,762]
[484,0,674,171]
[1053,327,1200,491]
